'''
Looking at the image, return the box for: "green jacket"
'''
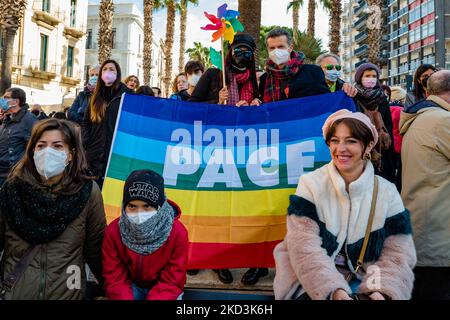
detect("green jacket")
[0,182,106,300]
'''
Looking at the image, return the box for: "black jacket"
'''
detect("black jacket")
[68,87,92,124]
[81,83,132,179]
[259,64,330,102]
[353,94,396,183]
[189,68,226,104]
[0,106,37,178]
[189,68,259,104]
[335,78,345,92]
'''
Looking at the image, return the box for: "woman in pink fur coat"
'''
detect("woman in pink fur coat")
[273,109,417,300]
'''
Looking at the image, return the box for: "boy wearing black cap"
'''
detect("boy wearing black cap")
[102,170,188,300]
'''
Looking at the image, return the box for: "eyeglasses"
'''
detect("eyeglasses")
[324,64,342,71]
[233,48,253,59]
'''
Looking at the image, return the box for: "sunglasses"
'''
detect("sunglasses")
[233,48,253,58]
[325,64,342,71]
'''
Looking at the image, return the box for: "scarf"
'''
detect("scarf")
[0,179,93,244]
[263,51,305,103]
[354,84,387,111]
[119,200,174,255]
[228,68,254,106]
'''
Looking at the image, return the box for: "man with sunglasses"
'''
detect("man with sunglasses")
[0,88,37,186]
[315,53,358,98]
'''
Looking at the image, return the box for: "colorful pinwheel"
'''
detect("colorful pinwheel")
[201,4,244,44]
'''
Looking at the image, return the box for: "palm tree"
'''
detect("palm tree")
[367,0,382,65]
[154,0,177,97]
[186,42,211,69]
[98,0,115,64]
[287,1,303,39]
[328,0,342,55]
[0,0,27,95]
[238,0,262,64]
[307,0,331,37]
[177,0,199,73]
[142,0,154,86]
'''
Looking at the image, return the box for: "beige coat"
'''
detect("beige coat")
[399,95,450,267]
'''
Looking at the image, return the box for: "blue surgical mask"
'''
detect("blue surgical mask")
[325,70,341,82]
[0,98,10,111]
[88,75,98,87]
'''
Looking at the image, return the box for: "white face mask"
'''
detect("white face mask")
[188,74,201,87]
[127,210,157,224]
[269,48,290,66]
[33,147,68,180]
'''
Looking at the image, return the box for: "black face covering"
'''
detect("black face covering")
[233,55,252,68]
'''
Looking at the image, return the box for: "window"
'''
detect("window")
[86,29,92,49]
[70,0,76,27]
[84,65,90,82]
[42,0,50,12]
[111,28,116,49]
[67,46,74,77]
[40,34,48,71]
[138,34,141,52]
[429,21,435,36]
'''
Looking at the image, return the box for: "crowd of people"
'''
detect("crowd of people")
[0,28,448,300]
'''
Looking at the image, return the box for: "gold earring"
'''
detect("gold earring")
[364,153,371,160]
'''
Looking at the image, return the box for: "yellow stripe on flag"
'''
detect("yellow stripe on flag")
[104,204,287,243]
[102,177,295,217]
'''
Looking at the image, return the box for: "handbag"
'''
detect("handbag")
[0,244,41,300]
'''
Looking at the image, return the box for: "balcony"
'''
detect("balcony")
[29,59,58,80]
[389,30,399,41]
[398,63,409,75]
[388,0,396,7]
[354,3,368,16]
[422,56,435,65]
[63,24,86,40]
[61,71,83,85]
[388,6,408,24]
[355,44,369,57]
[355,31,368,43]
[390,67,398,77]
[398,6,408,19]
[32,1,65,29]
[353,14,367,30]
[398,25,408,37]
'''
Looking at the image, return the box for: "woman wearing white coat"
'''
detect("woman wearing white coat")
[273,109,416,300]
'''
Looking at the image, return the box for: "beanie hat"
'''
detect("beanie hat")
[354,63,381,84]
[230,33,256,51]
[123,170,165,209]
[390,86,407,102]
[322,109,379,143]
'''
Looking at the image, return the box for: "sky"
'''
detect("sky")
[89,0,330,71]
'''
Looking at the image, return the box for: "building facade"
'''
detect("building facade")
[340,0,389,83]
[0,0,88,110]
[85,3,164,89]
[387,0,450,90]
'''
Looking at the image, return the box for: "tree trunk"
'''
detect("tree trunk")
[0,30,15,96]
[367,0,382,66]
[179,2,187,73]
[329,0,342,55]
[293,6,299,39]
[143,0,154,85]
[238,0,262,67]
[164,0,176,97]
[307,0,315,36]
[98,0,114,64]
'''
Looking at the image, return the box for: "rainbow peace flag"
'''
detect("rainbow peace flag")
[102,91,355,269]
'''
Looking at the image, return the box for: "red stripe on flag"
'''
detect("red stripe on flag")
[187,241,282,269]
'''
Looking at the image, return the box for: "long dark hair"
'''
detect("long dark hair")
[412,64,437,100]
[224,46,259,100]
[9,119,91,194]
[89,59,122,123]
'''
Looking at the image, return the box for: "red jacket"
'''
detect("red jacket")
[102,200,188,300]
